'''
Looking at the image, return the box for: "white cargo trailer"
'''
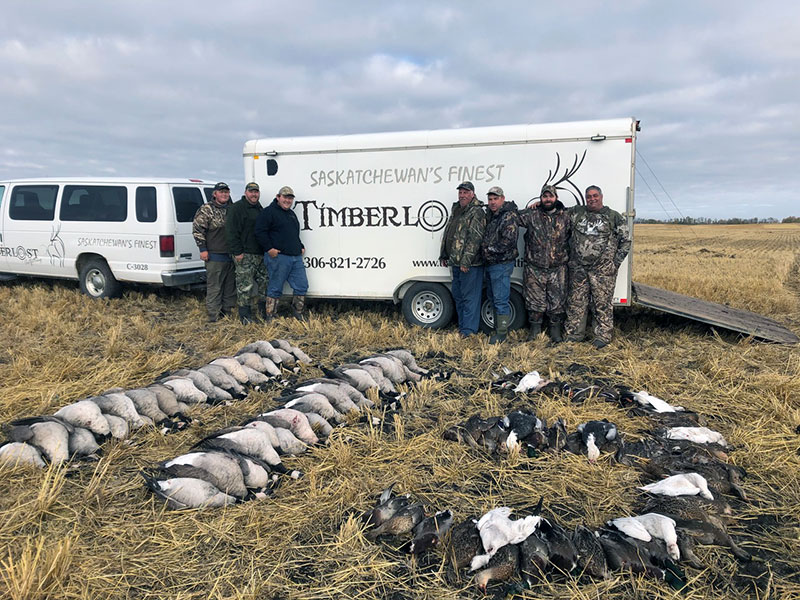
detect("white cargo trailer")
[244,118,637,330]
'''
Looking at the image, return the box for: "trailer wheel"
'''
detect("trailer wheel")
[79,258,122,299]
[479,288,527,333]
[402,282,454,329]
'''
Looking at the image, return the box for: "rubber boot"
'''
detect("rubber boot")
[489,313,510,344]
[238,305,253,325]
[256,300,267,321]
[548,314,564,344]
[291,295,306,321]
[527,312,544,341]
[264,297,278,322]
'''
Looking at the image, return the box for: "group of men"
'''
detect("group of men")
[440,181,631,348]
[191,181,308,324]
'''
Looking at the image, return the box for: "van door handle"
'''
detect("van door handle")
[180,253,193,259]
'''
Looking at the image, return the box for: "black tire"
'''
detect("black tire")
[401,282,454,329]
[479,288,527,333]
[79,258,122,299]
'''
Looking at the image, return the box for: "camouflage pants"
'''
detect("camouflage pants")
[564,260,616,343]
[234,253,269,307]
[523,263,568,314]
[205,260,236,318]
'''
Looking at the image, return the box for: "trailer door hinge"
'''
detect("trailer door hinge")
[622,210,636,218]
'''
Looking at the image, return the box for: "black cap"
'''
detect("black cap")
[456,181,475,192]
[214,182,230,191]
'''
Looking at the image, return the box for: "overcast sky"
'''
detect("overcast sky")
[1,1,797,219]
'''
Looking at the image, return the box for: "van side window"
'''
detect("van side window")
[173,187,205,222]
[0,185,5,210]
[203,187,213,202]
[136,187,157,222]
[60,186,127,222]
[9,185,58,221]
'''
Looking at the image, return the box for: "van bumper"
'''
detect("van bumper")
[161,268,206,287]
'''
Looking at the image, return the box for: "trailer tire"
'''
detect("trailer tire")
[402,282,454,329]
[79,258,122,299]
[479,288,527,333]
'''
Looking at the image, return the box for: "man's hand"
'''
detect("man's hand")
[234,254,244,263]
[200,250,209,262]
[268,248,280,258]
[439,258,448,267]
[460,266,469,273]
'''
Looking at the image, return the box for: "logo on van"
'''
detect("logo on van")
[295,199,449,233]
[0,245,39,261]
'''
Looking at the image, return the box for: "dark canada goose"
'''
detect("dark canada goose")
[320,365,380,393]
[89,393,145,429]
[7,415,73,463]
[0,441,46,467]
[300,378,371,408]
[142,473,237,510]
[157,451,248,499]
[359,356,408,384]
[54,400,111,438]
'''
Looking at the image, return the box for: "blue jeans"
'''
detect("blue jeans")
[451,265,484,335]
[485,261,514,316]
[265,253,309,298]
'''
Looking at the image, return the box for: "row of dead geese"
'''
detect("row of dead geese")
[0,339,312,469]
[143,348,436,509]
[361,367,750,592]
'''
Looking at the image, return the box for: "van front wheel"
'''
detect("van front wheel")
[401,282,454,329]
[79,259,122,298]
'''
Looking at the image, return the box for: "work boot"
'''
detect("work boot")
[207,312,219,323]
[490,313,510,344]
[220,307,234,319]
[256,300,267,321]
[592,338,610,349]
[548,314,565,344]
[527,312,544,341]
[263,297,278,322]
[291,295,307,321]
[238,305,253,325]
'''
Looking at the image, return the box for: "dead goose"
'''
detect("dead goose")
[359,355,408,384]
[147,384,190,419]
[241,420,281,449]
[236,352,281,377]
[103,414,130,439]
[160,377,209,404]
[125,388,170,424]
[320,364,381,393]
[271,338,312,364]
[640,472,714,500]
[68,426,101,457]
[171,369,224,400]
[237,340,284,365]
[142,474,237,510]
[262,408,318,445]
[608,513,679,560]
[292,382,360,414]
[385,349,429,376]
[0,441,46,468]
[283,391,344,423]
[157,451,248,499]
[209,357,250,385]
[6,416,73,464]
[665,426,727,447]
[237,363,271,387]
[267,342,297,369]
[90,393,146,429]
[193,427,284,468]
[54,400,111,438]
[271,426,309,455]
[302,411,333,438]
[196,365,245,399]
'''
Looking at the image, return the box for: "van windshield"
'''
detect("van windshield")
[172,187,205,222]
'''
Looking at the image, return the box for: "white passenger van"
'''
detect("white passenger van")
[0,178,215,297]
[243,118,637,330]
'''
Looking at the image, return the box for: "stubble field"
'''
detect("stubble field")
[0,223,799,600]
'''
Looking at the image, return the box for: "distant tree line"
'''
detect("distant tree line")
[635,216,800,224]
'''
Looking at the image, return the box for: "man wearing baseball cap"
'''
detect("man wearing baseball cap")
[517,184,571,342]
[192,182,236,322]
[480,186,518,343]
[225,182,269,324]
[439,181,487,337]
[255,185,309,321]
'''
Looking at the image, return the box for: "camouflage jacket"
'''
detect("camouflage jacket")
[517,201,571,269]
[481,201,519,265]
[568,205,631,268]
[439,197,487,267]
[192,200,230,253]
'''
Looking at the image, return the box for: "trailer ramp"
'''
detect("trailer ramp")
[632,281,799,344]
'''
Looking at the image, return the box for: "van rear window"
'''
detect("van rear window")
[61,185,127,222]
[173,187,205,222]
[136,187,157,222]
[9,185,58,221]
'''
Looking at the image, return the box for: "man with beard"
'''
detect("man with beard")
[516,185,571,342]
[192,182,236,322]
[564,185,631,348]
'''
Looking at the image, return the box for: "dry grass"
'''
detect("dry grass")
[0,224,798,599]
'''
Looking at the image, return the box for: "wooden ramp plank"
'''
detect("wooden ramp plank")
[632,281,799,344]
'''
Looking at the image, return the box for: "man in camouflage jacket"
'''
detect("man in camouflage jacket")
[480,186,518,343]
[439,181,487,336]
[564,185,631,348]
[192,182,236,322]
[516,184,571,342]
[226,181,269,324]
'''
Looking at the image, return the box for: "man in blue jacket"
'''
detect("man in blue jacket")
[255,186,308,321]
